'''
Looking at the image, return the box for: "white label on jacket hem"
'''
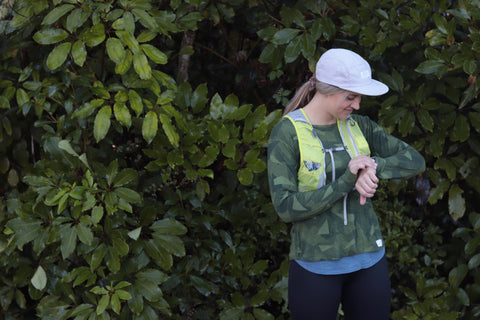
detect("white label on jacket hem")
[376,239,383,247]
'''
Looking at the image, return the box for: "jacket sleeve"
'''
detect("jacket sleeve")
[267,119,357,224]
[358,115,426,179]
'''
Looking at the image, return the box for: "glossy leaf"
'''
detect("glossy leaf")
[284,37,301,63]
[468,253,480,269]
[451,114,470,142]
[159,113,179,147]
[94,106,112,142]
[144,239,172,270]
[132,8,159,31]
[96,294,109,315]
[133,52,152,79]
[150,219,187,235]
[141,44,167,64]
[31,266,47,290]
[72,40,87,66]
[16,88,29,107]
[66,8,90,33]
[84,23,106,47]
[152,233,185,257]
[0,95,10,109]
[237,168,253,185]
[415,60,448,76]
[116,30,140,52]
[41,4,74,25]
[417,109,434,132]
[106,37,126,64]
[449,184,465,220]
[128,89,143,116]
[142,111,158,144]
[114,102,132,128]
[190,275,218,297]
[272,28,301,45]
[46,42,71,70]
[115,49,133,74]
[128,227,142,240]
[61,224,77,259]
[33,28,69,45]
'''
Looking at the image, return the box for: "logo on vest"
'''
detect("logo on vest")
[304,160,321,171]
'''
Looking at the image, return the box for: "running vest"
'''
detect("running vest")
[284,109,370,193]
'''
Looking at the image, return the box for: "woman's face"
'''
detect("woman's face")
[326,91,362,121]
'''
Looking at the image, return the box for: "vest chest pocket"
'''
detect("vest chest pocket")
[298,159,325,192]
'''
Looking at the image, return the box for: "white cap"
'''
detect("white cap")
[315,48,389,96]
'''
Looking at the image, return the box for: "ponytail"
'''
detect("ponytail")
[283,75,345,116]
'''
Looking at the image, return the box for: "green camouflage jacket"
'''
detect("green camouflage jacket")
[267,113,426,261]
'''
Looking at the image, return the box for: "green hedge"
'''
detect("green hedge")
[0,0,479,319]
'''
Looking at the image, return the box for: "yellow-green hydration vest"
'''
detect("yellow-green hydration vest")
[285,109,370,192]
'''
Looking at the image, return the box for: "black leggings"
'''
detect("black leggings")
[288,256,391,320]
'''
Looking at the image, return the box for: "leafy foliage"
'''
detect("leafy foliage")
[0,0,480,319]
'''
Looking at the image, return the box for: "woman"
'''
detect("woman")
[267,48,425,320]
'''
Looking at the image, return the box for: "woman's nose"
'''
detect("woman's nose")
[351,99,361,110]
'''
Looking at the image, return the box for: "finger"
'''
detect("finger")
[366,168,379,183]
[360,195,367,205]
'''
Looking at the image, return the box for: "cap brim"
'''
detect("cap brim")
[340,79,389,96]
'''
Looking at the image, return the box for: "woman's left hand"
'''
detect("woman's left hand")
[355,167,379,205]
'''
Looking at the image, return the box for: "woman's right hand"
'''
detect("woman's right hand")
[348,155,377,175]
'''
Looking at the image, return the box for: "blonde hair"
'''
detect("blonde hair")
[283,76,345,116]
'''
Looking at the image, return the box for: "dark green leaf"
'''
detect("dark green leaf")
[115,49,133,75]
[115,187,141,203]
[31,266,47,290]
[66,8,90,33]
[142,111,158,144]
[417,109,434,132]
[96,295,109,315]
[61,224,77,259]
[141,44,167,64]
[114,102,132,128]
[253,308,275,320]
[128,89,143,116]
[284,37,301,63]
[150,219,187,235]
[468,253,480,269]
[159,113,179,147]
[152,233,185,257]
[33,28,69,45]
[190,275,218,297]
[449,264,468,288]
[272,28,301,45]
[415,60,448,76]
[250,289,269,307]
[72,40,87,66]
[46,42,71,70]
[133,52,152,79]
[237,168,253,185]
[134,279,163,302]
[106,37,126,64]
[144,239,172,270]
[451,114,470,142]
[94,106,112,143]
[76,223,93,245]
[41,4,75,25]
[449,184,465,220]
[84,23,105,47]
[6,218,43,247]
